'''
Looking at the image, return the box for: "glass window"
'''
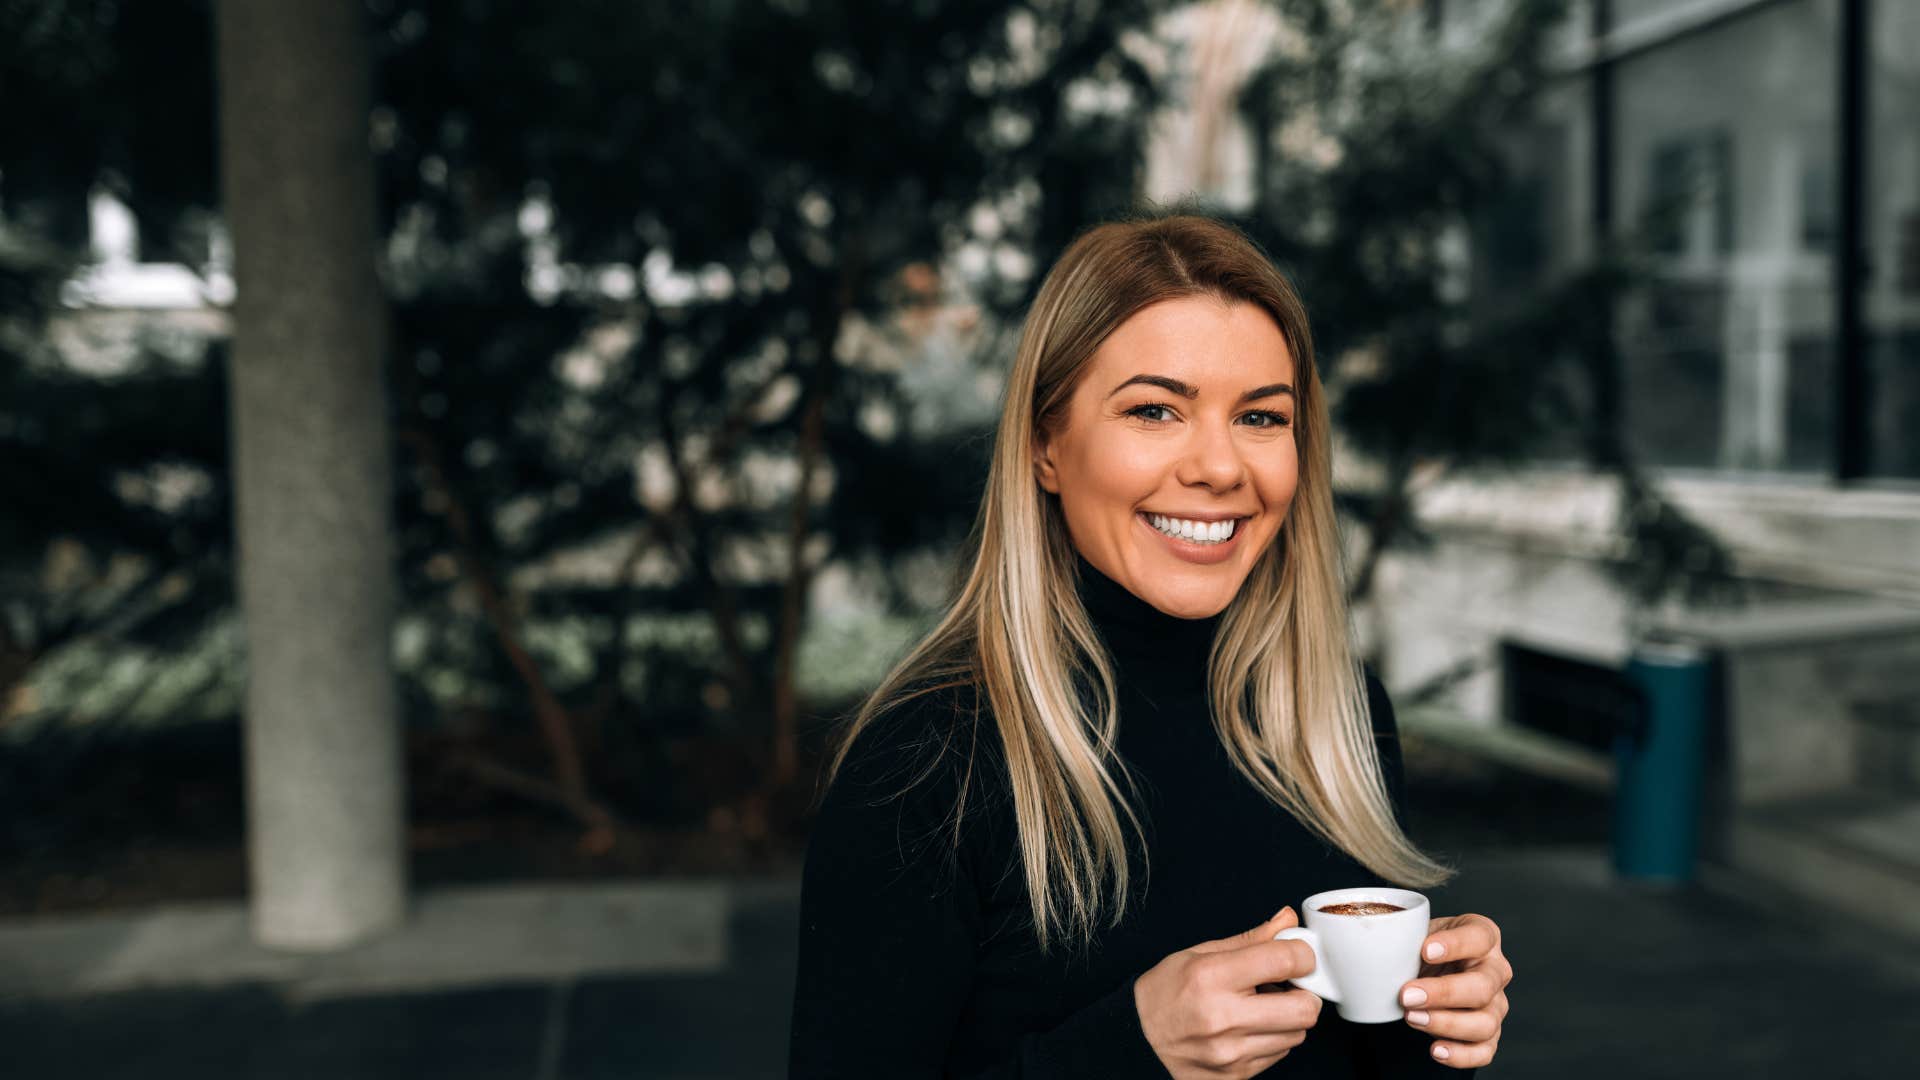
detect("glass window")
[1613,0,1839,474]
[1866,0,1920,479]
[1467,74,1594,463]
[1611,0,1676,27]
[1476,77,1592,292]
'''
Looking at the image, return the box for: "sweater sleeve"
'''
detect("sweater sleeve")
[1356,669,1476,1080]
[787,698,1169,1080]
[951,977,1169,1080]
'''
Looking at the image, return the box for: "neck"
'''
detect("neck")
[1071,550,1222,691]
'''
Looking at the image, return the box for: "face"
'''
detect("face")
[1033,295,1299,619]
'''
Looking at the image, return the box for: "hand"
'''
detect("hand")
[1399,913,1512,1069]
[1134,907,1325,1079]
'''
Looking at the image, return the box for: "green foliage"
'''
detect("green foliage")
[1,0,1173,739]
[0,0,218,255]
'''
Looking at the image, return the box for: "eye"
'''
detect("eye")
[1243,410,1292,429]
[1125,402,1292,429]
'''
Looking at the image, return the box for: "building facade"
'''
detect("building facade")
[1382,0,1920,936]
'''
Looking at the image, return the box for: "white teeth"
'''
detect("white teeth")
[1147,513,1239,545]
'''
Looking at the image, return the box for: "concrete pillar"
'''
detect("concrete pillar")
[215,0,407,950]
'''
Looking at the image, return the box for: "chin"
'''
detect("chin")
[1148,579,1240,619]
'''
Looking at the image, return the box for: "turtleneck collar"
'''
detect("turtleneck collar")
[1071,550,1222,690]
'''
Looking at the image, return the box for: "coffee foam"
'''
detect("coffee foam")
[1317,901,1406,916]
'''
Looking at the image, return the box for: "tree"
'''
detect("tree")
[1,0,1177,847]
[362,0,1174,818]
[0,0,232,727]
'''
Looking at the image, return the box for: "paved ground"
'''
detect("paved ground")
[3,847,1918,1079]
[0,879,800,1080]
[0,881,730,1000]
[3,736,1913,1077]
[1433,849,1920,1076]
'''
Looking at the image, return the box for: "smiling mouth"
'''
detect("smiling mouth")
[1138,511,1251,544]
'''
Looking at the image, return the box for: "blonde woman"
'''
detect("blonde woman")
[787,213,1513,1078]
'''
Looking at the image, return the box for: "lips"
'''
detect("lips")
[1142,511,1247,541]
[1141,512,1253,523]
[1136,510,1246,565]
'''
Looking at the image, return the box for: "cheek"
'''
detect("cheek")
[1067,430,1162,498]
[1257,442,1301,511]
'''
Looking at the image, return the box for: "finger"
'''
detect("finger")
[1192,906,1298,955]
[1428,1037,1499,1069]
[1231,987,1322,1038]
[1206,936,1318,991]
[1242,1051,1292,1075]
[1404,1004,1501,1044]
[1231,1026,1310,1063]
[1401,967,1501,1010]
[1421,914,1499,964]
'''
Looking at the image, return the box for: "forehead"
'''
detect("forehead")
[1086,296,1295,387]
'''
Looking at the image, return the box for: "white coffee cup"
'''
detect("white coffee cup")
[1273,886,1430,1024]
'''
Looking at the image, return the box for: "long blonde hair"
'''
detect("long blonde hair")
[821,210,1452,956]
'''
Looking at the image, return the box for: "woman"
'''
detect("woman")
[787,212,1512,1078]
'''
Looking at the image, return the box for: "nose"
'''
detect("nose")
[1175,416,1248,492]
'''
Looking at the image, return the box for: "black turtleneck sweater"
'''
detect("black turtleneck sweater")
[788,553,1465,1079]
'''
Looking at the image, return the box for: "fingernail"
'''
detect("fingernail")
[1425,942,1446,961]
[1402,987,1427,1007]
[1433,1045,1451,1061]
[1407,1010,1430,1026]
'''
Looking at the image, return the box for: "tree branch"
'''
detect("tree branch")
[397,425,616,841]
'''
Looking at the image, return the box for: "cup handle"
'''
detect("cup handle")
[1273,927,1340,1002]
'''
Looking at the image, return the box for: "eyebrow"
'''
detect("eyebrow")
[1105,374,1295,406]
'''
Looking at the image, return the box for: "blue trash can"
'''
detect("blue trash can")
[1613,639,1714,884]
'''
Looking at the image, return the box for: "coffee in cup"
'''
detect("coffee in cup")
[1318,901,1406,916]
[1274,887,1429,1023]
